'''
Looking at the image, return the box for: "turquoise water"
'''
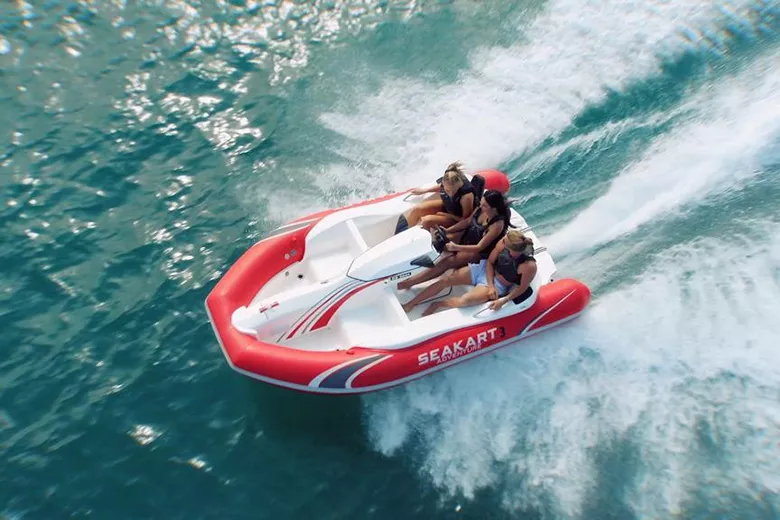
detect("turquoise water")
[2,1,780,518]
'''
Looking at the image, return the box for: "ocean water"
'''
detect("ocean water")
[2,0,779,518]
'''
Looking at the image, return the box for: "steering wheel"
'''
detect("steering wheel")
[432,225,450,253]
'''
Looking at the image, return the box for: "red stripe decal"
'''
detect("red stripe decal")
[309,279,383,331]
[285,314,312,340]
[285,281,357,340]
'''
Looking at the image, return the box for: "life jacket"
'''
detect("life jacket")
[461,208,508,259]
[495,250,534,284]
[495,250,536,304]
[439,179,475,217]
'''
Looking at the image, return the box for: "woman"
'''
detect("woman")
[395,162,475,233]
[402,230,537,316]
[397,189,511,291]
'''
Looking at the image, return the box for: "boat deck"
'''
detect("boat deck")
[246,206,553,352]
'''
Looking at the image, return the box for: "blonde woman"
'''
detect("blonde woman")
[403,230,537,317]
[394,162,476,233]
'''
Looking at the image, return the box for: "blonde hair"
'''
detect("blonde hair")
[445,161,464,175]
[442,161,467,188]
[505,230,533,253]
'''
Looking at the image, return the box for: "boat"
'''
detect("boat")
[205,170,590,395]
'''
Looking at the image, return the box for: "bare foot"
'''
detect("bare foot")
[402,301,415,314]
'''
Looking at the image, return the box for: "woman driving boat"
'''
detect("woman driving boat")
[397,189,511,291]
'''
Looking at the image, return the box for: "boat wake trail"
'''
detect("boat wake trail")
[357,1,780,518]
[363,225,780,518]
[547,48,780,256]
[318,0,762,191]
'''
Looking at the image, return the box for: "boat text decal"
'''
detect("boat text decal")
[417,326,505,366]
[388,271,412,281]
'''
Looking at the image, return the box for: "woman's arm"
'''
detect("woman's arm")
[447,221,503,253]
[490,261,537,310]
[410,184,440,195]
[484,241,505,299]
[458,193,475,221]
[485,240,505,289]
[444,209,477,233]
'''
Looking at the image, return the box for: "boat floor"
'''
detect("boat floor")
[282,278,470,352]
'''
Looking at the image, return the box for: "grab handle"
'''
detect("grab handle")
[473,305,493,318]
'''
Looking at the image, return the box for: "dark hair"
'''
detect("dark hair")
[483,189,513,229]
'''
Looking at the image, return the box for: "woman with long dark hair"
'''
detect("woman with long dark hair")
[398,189,511,295]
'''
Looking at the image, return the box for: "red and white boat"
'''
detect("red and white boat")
[206,170,590,394]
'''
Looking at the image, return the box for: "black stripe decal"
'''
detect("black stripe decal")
[318,354,384,389]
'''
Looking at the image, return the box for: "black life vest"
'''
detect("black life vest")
[461,208,507,259]
[495,250,534,285]
[439,180,475,217]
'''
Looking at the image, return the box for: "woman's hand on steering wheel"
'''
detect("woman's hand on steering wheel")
[431,225,451,254]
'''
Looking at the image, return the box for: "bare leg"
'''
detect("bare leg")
[421,285,492,317]
[420,213,457,230]
[402,266,472,313]
[397,256,455,290]
[398,251,474,290]
[405,200,444,227]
